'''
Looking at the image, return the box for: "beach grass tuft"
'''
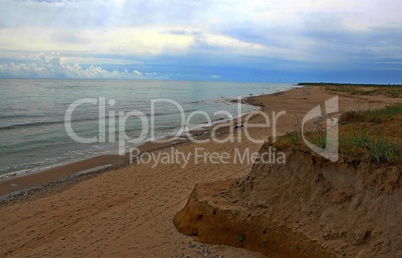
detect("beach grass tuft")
[237,234,245,243]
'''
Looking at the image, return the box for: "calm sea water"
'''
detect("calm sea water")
[0,79,296,179]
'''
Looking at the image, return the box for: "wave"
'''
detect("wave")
[0,114,43,120]
[0,120,66,130]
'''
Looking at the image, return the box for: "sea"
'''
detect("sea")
[0,79,297,179]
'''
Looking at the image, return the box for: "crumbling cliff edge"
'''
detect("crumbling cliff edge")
[174,146,402,257]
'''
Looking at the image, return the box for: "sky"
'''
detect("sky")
[0,0,401,83]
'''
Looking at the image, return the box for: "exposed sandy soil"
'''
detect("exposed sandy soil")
[0,86,400,257]
[174,149,401,257]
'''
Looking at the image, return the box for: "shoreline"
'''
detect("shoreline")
[1,85,399,257]
[0,89,279,199]
[0,80,297,186]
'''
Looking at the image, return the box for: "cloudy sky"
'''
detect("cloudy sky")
[0,0,401,83]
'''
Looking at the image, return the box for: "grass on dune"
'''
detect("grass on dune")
[273,104,402,164]
[325,85,402,98]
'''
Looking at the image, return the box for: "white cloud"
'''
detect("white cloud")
[0,56,160,79]
[0,0,401,81]
[1,0,401,65]
[0,26,196,56]
[0,25,312,62]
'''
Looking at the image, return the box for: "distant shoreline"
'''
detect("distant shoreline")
[298,82,402,87]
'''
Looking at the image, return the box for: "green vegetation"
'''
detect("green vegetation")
[340,130,401,164]
[238,182,245,193]
[232,210,240,216]
[327,85,402,98]
[298,82,402,87]
[340,104,402,123]
[298,83,402,98]
[273,104,402,164]
[293,245,301,250]
[237,234,245,243]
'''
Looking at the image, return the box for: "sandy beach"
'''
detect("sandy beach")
[0,86,399,257]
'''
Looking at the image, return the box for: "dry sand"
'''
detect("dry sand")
[0,86,399,257]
